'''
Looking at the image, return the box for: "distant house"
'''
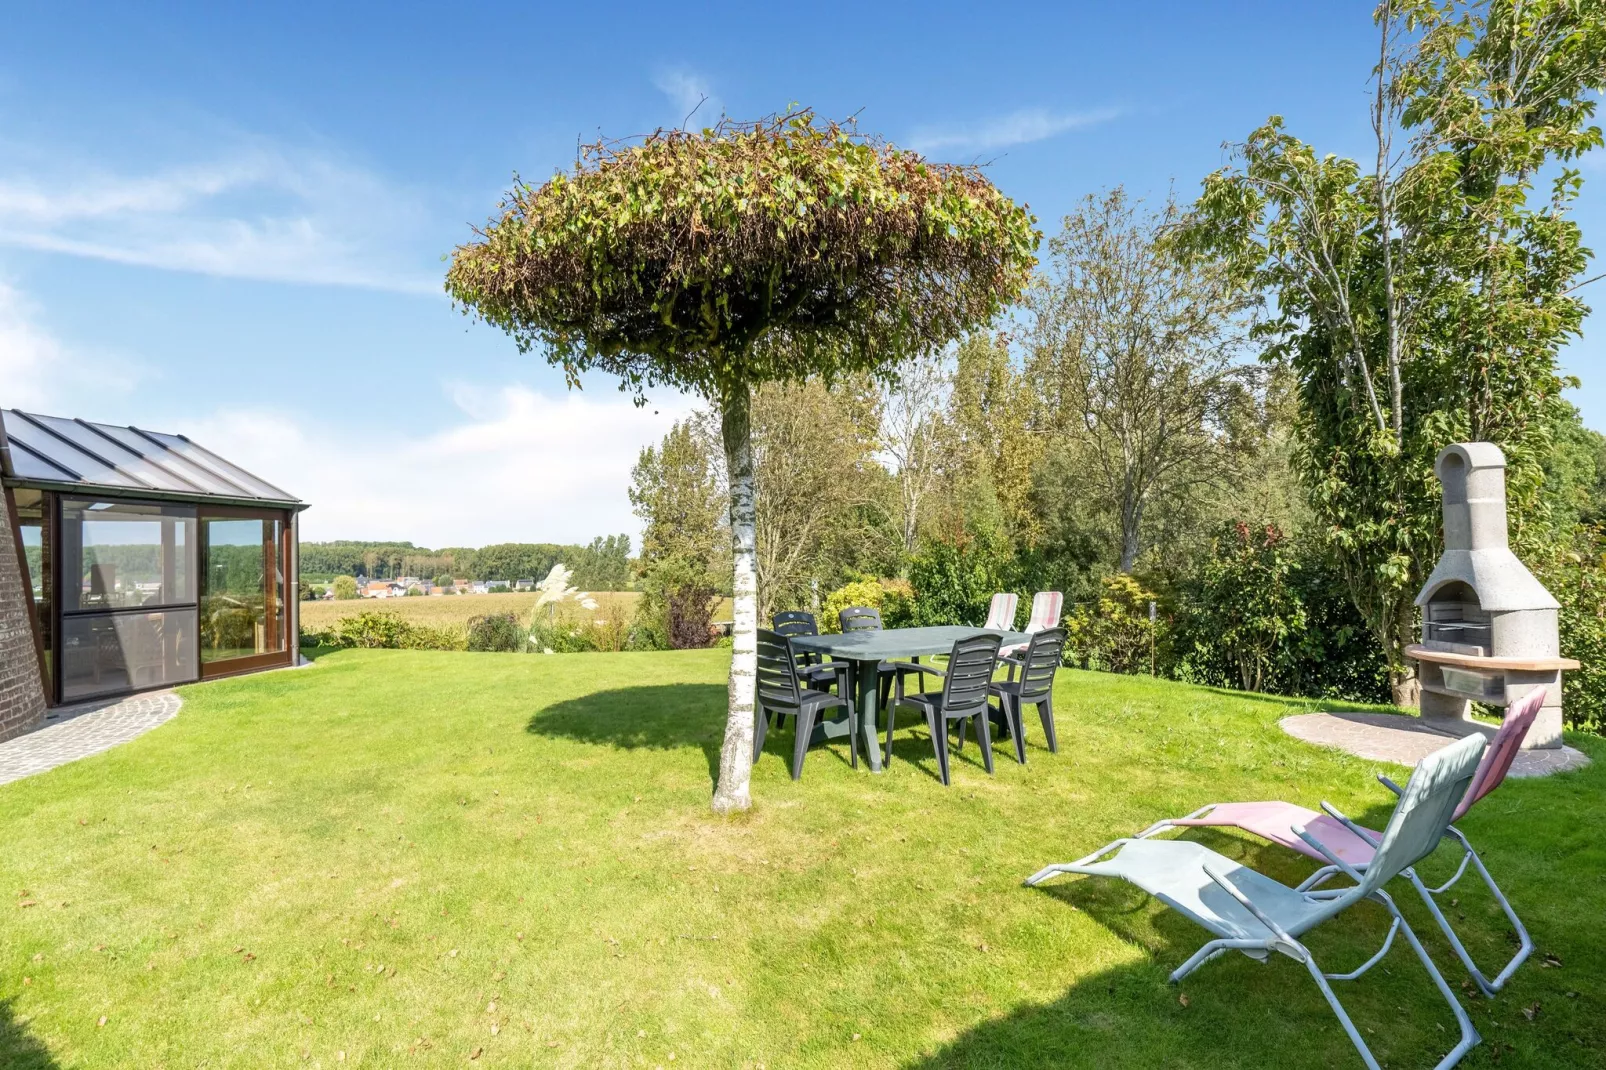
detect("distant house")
[514,578,535,591]
[470,582,491,595]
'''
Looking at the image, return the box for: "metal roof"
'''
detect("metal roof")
[0,409,303,508]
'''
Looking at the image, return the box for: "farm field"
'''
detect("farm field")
[299,593,737,632]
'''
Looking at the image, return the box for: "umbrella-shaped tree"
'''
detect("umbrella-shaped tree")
[446,111,1038,812]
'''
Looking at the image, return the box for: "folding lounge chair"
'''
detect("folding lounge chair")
[1026,733,1487,1070]
[1000,591,1062,657]
[983,592,1019,631]
[1136,687,1544,997]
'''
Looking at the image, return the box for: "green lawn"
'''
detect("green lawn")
[0,650,1601,1068]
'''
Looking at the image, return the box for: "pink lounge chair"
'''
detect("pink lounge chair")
[999,591,1062,656]
[982,592,1018,632]
[1139,687,1546,996]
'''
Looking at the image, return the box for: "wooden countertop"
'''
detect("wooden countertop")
[1405,644,1580,672]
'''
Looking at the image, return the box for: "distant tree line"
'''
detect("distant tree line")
[298,536,633,590]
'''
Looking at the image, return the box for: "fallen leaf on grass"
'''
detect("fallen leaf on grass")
[1521,1002,1540,1021]
[469,1047,482,1060]
[1179,994,1191,1008]
[97,1016,107,1027]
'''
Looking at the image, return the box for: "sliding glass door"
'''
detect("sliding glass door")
[199,512,288,674]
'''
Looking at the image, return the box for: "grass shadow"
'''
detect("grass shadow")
[527,683,727,786]
[0,998,58,1070]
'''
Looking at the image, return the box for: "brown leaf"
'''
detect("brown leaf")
[1179,994,1191,1008]
[1521,1002,1540,1021]
[469,1047,483,1060]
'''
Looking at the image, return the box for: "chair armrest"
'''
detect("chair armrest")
[995,655,1025,669]
[1375,774,1405,797]
[882,661,945,678]
[1202,865,1295,944]
[1318,801,1383,847]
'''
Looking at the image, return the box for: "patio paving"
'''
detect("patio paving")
[1281,710,1590,777]
[0,690,182,786]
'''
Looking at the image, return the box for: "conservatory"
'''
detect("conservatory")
[1,409,306,707]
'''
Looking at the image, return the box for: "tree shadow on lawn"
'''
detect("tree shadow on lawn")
[903,827,1465,1069]
[526,683,868,787]
[0,998,59,1070]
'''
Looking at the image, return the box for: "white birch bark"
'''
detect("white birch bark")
[711,380,757,813]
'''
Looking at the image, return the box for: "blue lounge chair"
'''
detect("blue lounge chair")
[1026,733,1487,1070]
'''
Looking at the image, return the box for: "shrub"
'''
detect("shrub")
[332,575,359,600]
[1171,523,1389,703]
[907,535,1009,627]
[466,613,524,653]
[1535,525,1606,733]
[530,612,598,653]
[634,556,719,650]
[879,578,916,628]
[666,583,719,648]
[817,578,915,631]
[309,611,466,651]
[822,579,886,632]
[1066,574,1160,675]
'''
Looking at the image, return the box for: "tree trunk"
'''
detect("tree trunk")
[1118,490,1142,573]
[1389,598,1420,709]
[712,381,758,814]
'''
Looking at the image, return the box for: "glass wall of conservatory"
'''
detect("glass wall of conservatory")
[15,493,295,704]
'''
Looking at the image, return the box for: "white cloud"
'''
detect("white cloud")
[0,142,439,293]
[653,68,721,128]
[0,280,143,410]
[907,106,1122,156]
[185,385,693,547]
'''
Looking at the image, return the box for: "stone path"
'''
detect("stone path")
[1281,711,1590,777]
[0,690,182,786]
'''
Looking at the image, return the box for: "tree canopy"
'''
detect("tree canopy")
[445,110,1039,398]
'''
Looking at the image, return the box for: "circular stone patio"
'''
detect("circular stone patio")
[1281,711,1590,777]
[0,691,183,787]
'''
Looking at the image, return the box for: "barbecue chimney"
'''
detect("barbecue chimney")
[1409,443,1576,749]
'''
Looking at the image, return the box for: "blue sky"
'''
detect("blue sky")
[1,2,1601,546]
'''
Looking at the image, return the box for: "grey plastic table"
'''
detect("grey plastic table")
[789,625,1029,772]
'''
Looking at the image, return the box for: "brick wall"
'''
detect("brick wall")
[0,490,45,740]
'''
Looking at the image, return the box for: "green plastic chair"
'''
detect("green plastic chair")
[1026,733,1487,1070]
